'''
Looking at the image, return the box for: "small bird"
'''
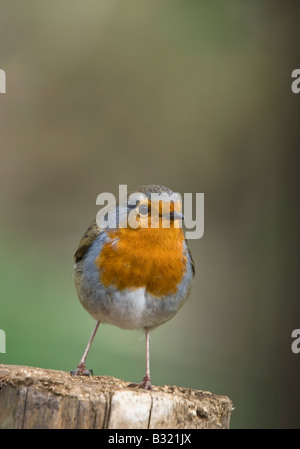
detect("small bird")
[71,185,194,389]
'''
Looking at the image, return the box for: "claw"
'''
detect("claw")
[70,363,93,377]
[127,375,152,390]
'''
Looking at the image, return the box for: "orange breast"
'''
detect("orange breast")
[95,227,187,297]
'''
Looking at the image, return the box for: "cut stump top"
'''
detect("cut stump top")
[0,364,233,429]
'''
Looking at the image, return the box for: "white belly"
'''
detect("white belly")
[101,287,147,330]
[78,286,148,330]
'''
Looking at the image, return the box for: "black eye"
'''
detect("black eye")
[138,204,149,215]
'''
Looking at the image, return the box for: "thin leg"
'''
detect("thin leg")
[70,321,100,376]
[128,330,152,390]
[145,330,151,382]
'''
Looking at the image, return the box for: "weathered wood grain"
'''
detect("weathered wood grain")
[0,364,233,429]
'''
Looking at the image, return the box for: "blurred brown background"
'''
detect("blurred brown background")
[0,1,299,428]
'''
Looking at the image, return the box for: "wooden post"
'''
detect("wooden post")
[0,364,233,429]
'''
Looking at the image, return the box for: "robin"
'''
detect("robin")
[71,185,195,389]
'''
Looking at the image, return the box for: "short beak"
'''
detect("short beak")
[169,211,184,221]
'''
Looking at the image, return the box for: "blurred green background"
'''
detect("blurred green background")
[0,1,299,428]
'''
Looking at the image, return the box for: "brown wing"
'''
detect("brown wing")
[185,238,195,276]
[74,219,101,263]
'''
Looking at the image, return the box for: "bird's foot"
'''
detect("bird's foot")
[70,362,93,377]
[127,374,152,390]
